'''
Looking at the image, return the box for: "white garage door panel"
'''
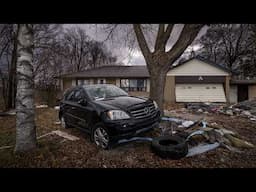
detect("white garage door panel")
[176,84,227,102]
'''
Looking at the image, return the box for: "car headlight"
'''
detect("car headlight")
[107,110,130,120]
[153,100,158,109]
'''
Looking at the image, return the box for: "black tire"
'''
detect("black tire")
[151,135,188,159]
[91,123,114,150]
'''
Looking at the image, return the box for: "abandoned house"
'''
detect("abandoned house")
[57,56,256,104]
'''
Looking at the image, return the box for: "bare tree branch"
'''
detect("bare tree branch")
[167,24,203,65]
[133,24,152,62]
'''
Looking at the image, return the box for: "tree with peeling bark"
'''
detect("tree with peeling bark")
[15,24,37,152]
[133,24,204,113]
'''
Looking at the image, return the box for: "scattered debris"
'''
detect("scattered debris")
[36,104,48,108]
[181,120,195,128]
[117,137,153,144]
[37,132,55,139]
[185,103,224,114]
[225,110,234,116]
[233,99,256,112]
[37,130,80,141]
[161,117,183,124]
[0,109,16,116]
[161,116,197,129]
[0,145,13,150]
[186,142,220,157]
[52,130,80,141]
[224,134,254,148]
[54,106,60,110]
[160,112,255,157]
[184,100,256,123]
[186,130,205,141]
[250,117,256,121]
[54,121,61,125]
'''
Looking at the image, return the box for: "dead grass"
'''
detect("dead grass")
[0,107,256,168]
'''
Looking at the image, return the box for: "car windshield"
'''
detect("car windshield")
[83,84,128,100]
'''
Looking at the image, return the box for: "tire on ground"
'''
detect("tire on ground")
[151,135,188,159]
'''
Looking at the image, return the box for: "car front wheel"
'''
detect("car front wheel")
[92,124,111,149]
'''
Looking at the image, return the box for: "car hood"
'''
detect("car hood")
[93,96,148,111]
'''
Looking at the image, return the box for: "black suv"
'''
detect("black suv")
[59,84,161,149]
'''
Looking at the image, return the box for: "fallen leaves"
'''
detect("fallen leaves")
[0,107,255,168]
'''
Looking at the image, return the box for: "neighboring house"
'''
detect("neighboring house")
[58,65,150,92]
[57,57,256,103]
[230,79,256,103]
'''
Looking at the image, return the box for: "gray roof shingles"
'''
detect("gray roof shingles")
[59,65,149,78]
[58,56,232,79]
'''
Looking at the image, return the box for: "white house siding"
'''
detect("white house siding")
[167,59,229,76]
[116,78,120,87]
[229,85,238,103]
[72,79,76,86]
[146,79,150,92]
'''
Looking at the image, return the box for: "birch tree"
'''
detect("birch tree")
[15,24,36,152]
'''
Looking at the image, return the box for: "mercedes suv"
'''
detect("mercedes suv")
[59,84,161,149]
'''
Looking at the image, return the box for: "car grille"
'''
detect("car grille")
[129,102,157,119]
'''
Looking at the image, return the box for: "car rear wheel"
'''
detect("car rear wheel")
[92,124,111,149]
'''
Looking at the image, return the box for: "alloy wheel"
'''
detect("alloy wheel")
[94,127,109,149]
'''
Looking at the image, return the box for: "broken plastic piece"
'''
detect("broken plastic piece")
[182,121,195,128]
[117,137,153,144]
[186,130,205,141]
[161,117,183,124]
[186,142,220,157]
[201,120,207,128]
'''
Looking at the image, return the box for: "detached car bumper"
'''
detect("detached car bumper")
[103,110,161,141]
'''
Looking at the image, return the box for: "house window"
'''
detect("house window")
[78,79,90,85]
[120,79,147,92]
[97,79,106,84]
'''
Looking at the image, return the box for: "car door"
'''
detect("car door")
[62,89,77,127]
[72,88,94,131]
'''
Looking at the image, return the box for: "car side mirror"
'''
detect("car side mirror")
[78,98,87,106]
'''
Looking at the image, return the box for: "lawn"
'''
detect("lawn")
[0,106,256,168]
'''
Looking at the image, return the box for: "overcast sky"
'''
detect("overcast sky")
[64,24,208,65]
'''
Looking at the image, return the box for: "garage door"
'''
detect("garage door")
[175,84,227,102]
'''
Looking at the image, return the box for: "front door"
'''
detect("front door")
[238,85,248,102]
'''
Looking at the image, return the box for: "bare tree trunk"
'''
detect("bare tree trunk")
[149,69,167,114]
[133,24,203,114]
[15,24,37,153]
